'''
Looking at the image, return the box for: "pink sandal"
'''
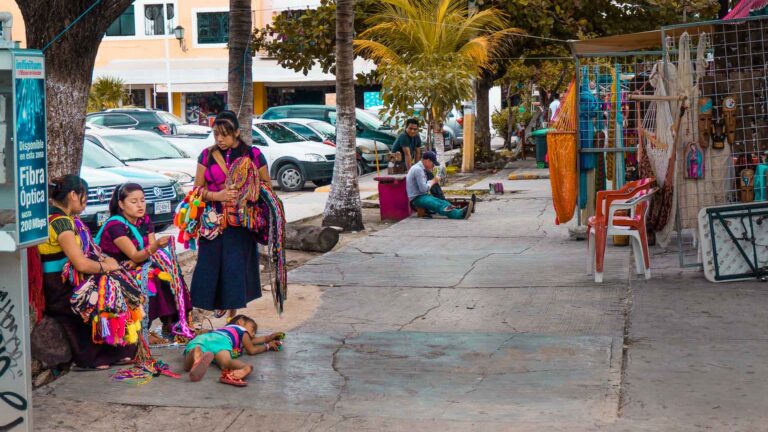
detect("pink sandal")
[189,352,214,382]
[219,369,248,387]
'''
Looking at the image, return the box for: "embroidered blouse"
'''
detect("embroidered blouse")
[99,215,154,262]
[197,144,267,192]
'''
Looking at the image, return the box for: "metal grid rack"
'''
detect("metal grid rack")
[569,16,768,269]
[661,15,768,267]
[571,49,664,224]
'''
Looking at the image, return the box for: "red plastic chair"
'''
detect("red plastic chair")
[587,178,654,283]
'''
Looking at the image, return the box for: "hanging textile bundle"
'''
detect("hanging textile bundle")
[66,217,145,347]
[259,184,287,315]
[149,240,195,339]
[227,156,265,232]
[547,79,578,225]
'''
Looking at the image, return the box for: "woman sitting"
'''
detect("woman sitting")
[96,183,192,344]
[39,175,135,369]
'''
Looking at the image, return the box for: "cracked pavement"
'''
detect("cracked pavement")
[34,169,768,431]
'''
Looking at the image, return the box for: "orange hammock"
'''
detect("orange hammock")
[547,79,578,225]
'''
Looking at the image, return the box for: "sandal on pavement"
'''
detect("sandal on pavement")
[189,352,214,382]
[219,369,248,387]
[213,310,227,319]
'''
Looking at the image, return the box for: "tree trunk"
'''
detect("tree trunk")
[17,0,134,179]
[285,225,340,252]
[433,122,446,165]
[475,72,493,160]
[228,0,253,145]
[322,0,364,231]
[718,0,731,18]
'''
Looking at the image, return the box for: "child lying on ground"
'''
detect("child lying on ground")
[183,314,284,387]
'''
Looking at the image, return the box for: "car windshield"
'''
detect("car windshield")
[356,109,389,130]
[157,111,185,126]
[81,139,125,168]
[255,122,307,143]
[308,121,337,140]
[100,133,186,161]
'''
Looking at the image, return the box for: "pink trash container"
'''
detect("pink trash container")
[374,176,412,221]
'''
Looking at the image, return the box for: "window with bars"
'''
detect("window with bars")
[106,5,135,36]
[144,3,175,36]
[197,12,229,44]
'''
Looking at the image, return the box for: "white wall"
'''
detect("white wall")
[489,86,502,134]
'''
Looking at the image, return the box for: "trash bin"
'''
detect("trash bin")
[374,176,412,221]
[531,129,549,165]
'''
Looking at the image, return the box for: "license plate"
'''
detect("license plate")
[154,200,171,214]
[97,212,108,226]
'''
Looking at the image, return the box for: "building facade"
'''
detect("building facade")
[1,0,375,122]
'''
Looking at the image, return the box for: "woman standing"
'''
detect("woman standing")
[191,110,271,319]
[39,175,135,369]
[96,183,192,343]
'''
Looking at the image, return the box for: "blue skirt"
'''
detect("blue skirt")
[191,226,262,310]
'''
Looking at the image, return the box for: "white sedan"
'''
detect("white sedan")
[85,128,197,190]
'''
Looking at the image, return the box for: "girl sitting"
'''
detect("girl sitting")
[39,175,135,369]
[96,183,193,344]
[184,314,284,387]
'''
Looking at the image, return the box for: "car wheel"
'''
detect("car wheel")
[277,164,305,192]
[357,160,367,176]
[313,179,331,187]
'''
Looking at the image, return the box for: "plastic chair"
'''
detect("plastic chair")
[587,180,656,283]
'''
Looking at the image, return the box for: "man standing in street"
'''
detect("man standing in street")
[407,151,472,219]
[548,93,561,121]
[390,118,423,174]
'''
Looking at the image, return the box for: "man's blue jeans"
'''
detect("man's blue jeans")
[411,194,464,219]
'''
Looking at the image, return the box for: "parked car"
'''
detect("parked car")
[252,119,336,192]
[260,105,398,148]
[167,121,337,192]
[80,139,184,232]
[165,132,212,158]
[275,118,390,175]
[86,108,211,136]
[85,128,197,190]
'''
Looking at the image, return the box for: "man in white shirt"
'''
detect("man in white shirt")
[548,93,561,121]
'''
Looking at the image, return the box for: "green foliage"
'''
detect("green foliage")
[355,0,517,132]
[491,106,532,137]
[87,76,128,113]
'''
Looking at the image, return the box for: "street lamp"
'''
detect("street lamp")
[173,25,187,52]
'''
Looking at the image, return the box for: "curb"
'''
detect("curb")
[507,173,550,181]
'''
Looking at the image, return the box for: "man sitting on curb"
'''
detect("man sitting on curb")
[407,151,473,219]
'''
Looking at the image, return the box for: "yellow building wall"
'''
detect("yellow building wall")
[253,82,266,114]
[0,0,265,66]
[172,93,182,117]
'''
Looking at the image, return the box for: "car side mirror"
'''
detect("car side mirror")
[170,124,178,135]
[356,124,364,133]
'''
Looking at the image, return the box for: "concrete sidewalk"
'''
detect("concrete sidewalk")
[33,165,768,431]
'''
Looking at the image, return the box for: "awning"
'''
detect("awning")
[569,23,715,56]
[94,57,376,89]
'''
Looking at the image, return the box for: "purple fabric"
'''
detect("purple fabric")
[198,145,265,192]
[149,281,192,322]
[99,215,154,262]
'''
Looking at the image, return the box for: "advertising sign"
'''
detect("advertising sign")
[13,52,47,247]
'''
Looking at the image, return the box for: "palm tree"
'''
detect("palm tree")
[228,0,253,144]
[354,0,518,165]
[88,76,129,112]
[322,0,364,231]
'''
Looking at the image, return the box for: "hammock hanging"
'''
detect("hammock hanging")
[547,79,578,225]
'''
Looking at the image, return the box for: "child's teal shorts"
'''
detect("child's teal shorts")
[184,332,232,357]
